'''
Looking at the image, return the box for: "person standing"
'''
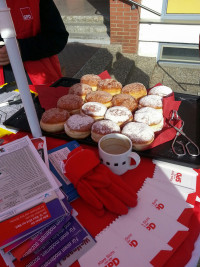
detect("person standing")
[0,0,68,85]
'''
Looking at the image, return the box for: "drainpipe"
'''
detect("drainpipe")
[0,0,42,138]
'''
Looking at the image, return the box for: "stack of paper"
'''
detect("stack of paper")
[0,136,95,267]
[79,161,195,267]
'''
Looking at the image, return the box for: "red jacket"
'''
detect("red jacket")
[0,0,62,85]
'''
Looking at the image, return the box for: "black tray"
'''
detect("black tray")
[3,78,200,168]
[51,77,80,87]
[139,93,200,168]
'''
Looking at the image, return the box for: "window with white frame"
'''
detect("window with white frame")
[157,43,200,65]
[161,0,200,22]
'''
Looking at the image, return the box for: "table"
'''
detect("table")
[1,132,200,267]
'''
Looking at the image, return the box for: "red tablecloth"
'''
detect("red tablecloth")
[1,132,200,267]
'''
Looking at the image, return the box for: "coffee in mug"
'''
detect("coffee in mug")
[99,137,130,154]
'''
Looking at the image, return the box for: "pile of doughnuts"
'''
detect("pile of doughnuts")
[40,74,173,151]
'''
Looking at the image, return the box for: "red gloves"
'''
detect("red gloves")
[63,147,137,216]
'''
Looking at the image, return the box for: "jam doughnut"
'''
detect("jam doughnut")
[122,122,154,151]
[122,82,147,100]
[134,107,164,132]
[68,83,92,100]
[40,108,70,133]
[97,78,122,96]
[105,106,133,127]
[148,85,173,97]
[91,119,121,143]
[57,94,84,115]
[80,74,101,91]
[85,91,113,107]
[64,114,94,139]
[138,95,163,112]
[81,102,107,121]
[112,93,138,112]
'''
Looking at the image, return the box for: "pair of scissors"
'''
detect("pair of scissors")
[168,110,200,157]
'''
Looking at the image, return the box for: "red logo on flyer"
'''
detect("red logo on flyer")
[175,173,182,182]
[129,239,138,247]
[146,222,156,231]
[152,199,165,210]
[170,170,182,183]
[156,203,164,210]
[104,258,120,267]
[142,217,156,231]
[20,7,33,21]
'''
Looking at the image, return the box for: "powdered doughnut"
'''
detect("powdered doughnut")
[122,122,154,151]
[134,107,164,132]
[64,114,94,139]
[148,85,173,97]
[81,102,107,121]
[122,82,147,100]
[85,91,112,107]
[40,108,70,133]
[68,83,92,100]
[57,94,84,115]
[97,79,122,96]
[91,119,121,143]
[112,93,138,112]
[105,106,133,127]
[80,74,101,91]
[138,95,163,112]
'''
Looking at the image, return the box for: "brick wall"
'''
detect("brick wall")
[109,0,141,53]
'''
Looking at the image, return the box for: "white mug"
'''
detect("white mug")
[98,133,141,175]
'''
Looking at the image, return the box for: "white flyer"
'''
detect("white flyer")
[0,136,59,221]
[110,217,172,264]
[117,204,188,248]
[138,181,193,223]
[48,143,75,185]
[79,230,152,267]
[153,160,197,191]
